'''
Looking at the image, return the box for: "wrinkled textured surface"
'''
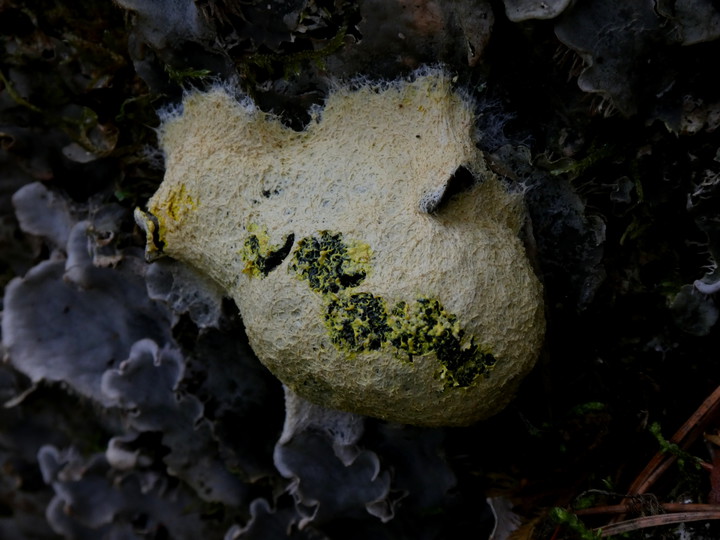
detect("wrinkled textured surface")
[145,258,224,328]
[4,0,720,538]
[38,446,209,539]
[3,220,171,404]
[101,339,248,505]
[139,70,545,426]
[274,390,392,526]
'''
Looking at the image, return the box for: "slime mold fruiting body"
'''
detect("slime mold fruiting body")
[136,70,544,426]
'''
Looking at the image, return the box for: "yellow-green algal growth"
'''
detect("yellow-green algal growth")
[241,224,295,277]
[134,68,545,426]
[290,231,372,293]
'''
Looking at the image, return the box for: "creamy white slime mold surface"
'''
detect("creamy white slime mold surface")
[136,70,545,426]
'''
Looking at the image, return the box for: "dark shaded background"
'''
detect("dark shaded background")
[2,1,720,538]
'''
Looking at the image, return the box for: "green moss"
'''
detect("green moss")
[242,25,349,79]
[549,507,601,540]
[164,65,212,84]
[241,224,295,277]
[290,231,371,293]
[649,422,702,472]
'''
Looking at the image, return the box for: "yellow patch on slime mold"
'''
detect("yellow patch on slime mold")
[135,69,545,426]
[146,183,197,247]
[240,224,296,278]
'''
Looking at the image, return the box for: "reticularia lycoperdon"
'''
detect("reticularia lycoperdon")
[135,69,545,427]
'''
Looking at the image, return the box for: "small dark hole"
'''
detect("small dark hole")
[434,165,476,213]
[339,271,366,289]
[445,165,476,198]
[261,233,295,274]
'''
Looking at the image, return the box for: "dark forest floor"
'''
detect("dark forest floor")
[3,1,720,539]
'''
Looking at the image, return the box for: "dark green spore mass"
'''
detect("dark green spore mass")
[437,339,496,387]
[290,232,495,387]
[325,292,390,352]
[387,297,496,387]
[243,233,295,276]
[387,298,455,355]
[290,231,367,293]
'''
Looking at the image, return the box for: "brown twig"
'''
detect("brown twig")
[570,386,720,535]
[626,385,720,496]
[576,502,720,516]
[595,511,720,537]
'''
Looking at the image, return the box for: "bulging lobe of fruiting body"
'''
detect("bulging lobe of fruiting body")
[135,69,545,426]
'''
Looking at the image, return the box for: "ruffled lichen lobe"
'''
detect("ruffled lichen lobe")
[136,69,545,426]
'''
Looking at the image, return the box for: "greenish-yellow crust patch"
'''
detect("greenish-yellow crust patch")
[324,292,496,387]
[148,183,197,244]
[325,292,390,352]
[291,230,496,388]
[240,224,295,277]
[290,231,371,294]
[388,297,496,387]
